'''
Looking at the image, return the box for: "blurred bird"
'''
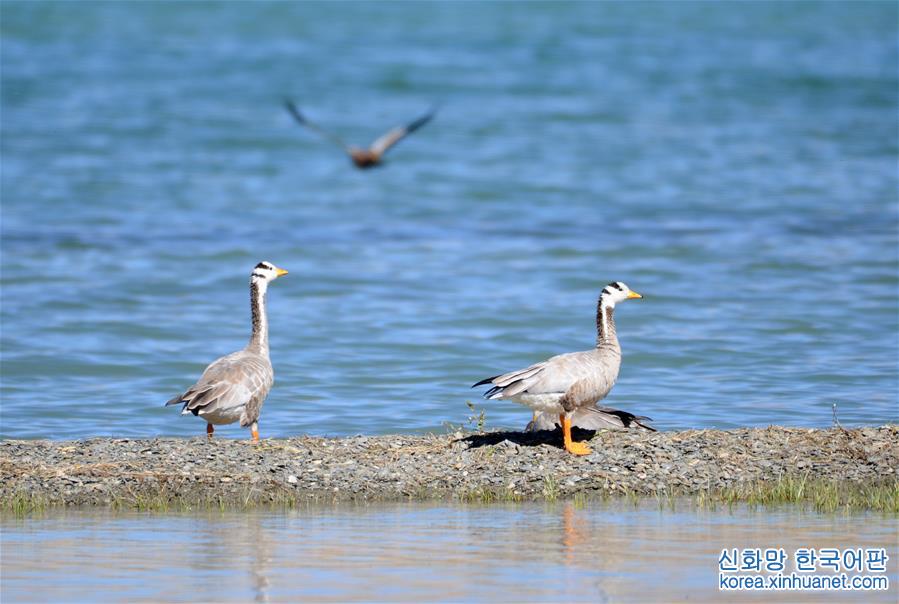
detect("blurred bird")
[284,99,435,169]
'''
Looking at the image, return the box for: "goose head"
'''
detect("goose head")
[250,261,289,284]
[599,281,642,306]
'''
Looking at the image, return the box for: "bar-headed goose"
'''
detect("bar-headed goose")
[474,282,645,455]
[166,261,288,441]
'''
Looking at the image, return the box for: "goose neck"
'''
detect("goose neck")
[595,300,618,348]
[248,279,269,352]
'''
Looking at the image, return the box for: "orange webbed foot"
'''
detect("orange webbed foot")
[564,440,592,456]
[560,413,592,456]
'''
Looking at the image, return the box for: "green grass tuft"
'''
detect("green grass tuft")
[2,491,48,517]
[3,476,895,514]
[542,475,559,502]
[700,475,898,514]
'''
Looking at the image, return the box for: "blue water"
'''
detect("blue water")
[2,503,897,602]
[1,2,897,440]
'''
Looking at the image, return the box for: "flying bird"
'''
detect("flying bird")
[474,282,646,455]
[284,99,435,169]
[166,261,288,442]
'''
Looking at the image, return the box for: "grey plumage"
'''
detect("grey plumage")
[166,261,287,440]
[165,350,273,428]
[475,346,621,409]
[473,281,647,454]
[527,405,655,432]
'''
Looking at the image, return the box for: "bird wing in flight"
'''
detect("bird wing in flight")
[284,99,352,152]
[368,107,436,157]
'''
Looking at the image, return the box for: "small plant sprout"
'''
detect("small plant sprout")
[465,401,487,432]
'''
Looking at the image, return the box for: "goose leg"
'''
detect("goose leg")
[206,423,214,439]
[560,413,591,456]
[250,421,259,443]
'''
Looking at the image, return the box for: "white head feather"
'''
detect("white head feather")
[599,281,642,306]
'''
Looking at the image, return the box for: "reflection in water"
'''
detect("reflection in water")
[2,503,896,603]
[184,514,273,603]
[562,503,587,566]
[247,516,272,603]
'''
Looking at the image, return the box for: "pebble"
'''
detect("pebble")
[1,425,895,507]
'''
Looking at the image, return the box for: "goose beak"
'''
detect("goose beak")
[627,291,643,299]
[275,268,289,277]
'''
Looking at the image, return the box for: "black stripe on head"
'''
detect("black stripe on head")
[255,262,273,270]
[601,286,613,297]
[607,282,623,291]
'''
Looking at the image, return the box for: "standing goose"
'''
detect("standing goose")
[166,261,288,441]
[284,99,435,169]
[473,282,644,455]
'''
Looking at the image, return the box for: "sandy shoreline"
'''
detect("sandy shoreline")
[2,426,896,510]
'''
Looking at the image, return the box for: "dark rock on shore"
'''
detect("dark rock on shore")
[1,426,896,509]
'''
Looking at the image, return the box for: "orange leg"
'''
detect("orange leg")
[560,413,592,456]
[251,421,259,443]
[206,423,214,439]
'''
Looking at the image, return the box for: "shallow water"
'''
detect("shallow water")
[1,3,897,440]
[1,503,896,602]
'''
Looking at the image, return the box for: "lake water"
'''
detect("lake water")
[1,3,897,440]
[2,502,896,602]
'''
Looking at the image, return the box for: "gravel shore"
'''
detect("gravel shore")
[2,426,896,509]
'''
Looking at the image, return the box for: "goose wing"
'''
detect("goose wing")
[368,107,436,157]
[585,404,655,430]
[166,351,272,420]
[528,404,655,432]
[284,99,352,153]
[472,360,548,399]
[473,351,600,400]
